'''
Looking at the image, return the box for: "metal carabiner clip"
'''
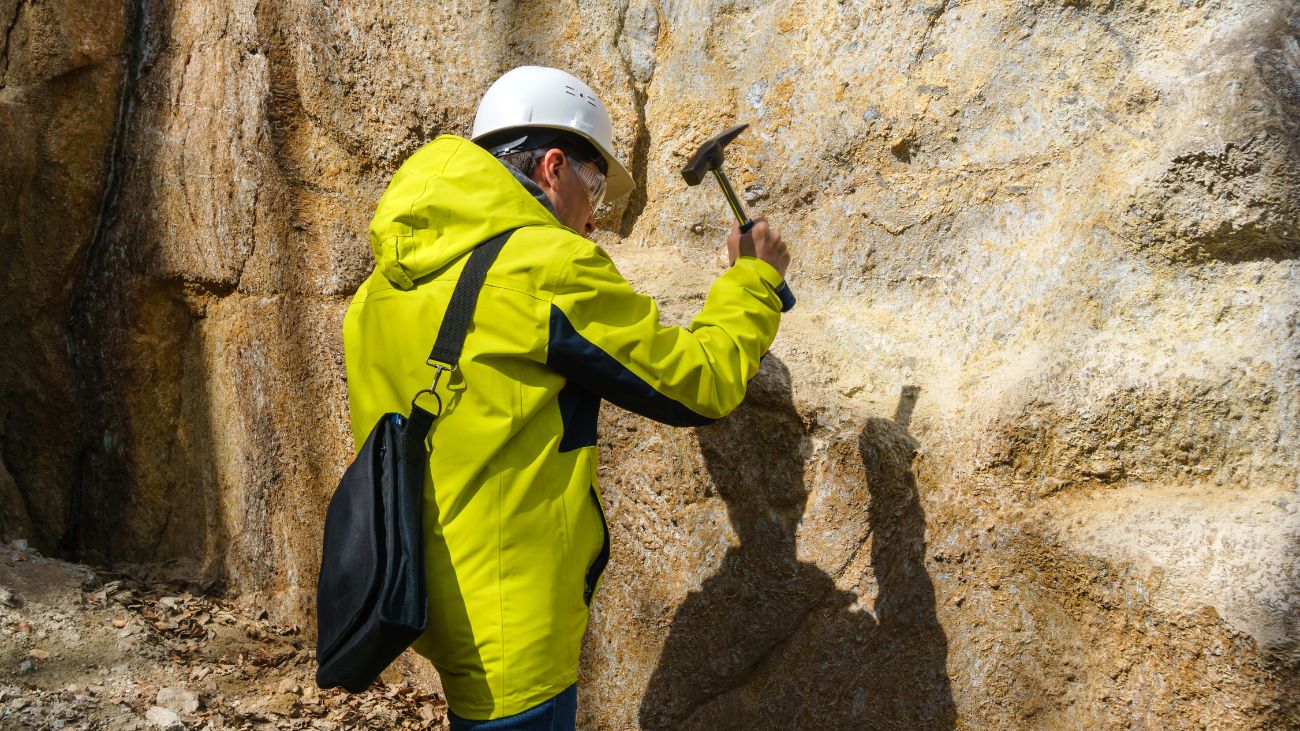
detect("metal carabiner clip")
[410,365,448,418]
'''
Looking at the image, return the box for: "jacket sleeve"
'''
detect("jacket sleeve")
[547,243,784,425]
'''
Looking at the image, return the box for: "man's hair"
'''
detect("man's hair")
[498,148,544,178]
[477,129,607,179]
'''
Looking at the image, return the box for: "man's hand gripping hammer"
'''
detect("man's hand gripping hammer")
[681,123,796,312]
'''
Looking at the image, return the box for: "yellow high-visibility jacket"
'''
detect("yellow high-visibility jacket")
[342,135,783,719]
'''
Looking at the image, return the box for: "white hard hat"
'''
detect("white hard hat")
[472,66,635,204]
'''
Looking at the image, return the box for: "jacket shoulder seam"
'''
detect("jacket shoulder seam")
[541,235,605,302]
[482,278,548,302]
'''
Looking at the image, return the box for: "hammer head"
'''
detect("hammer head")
[681,123,749,186]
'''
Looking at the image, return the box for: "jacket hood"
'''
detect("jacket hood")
[369,135,560,289]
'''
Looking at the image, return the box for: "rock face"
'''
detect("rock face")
[4,0,1298,727]
[0,0,129,551]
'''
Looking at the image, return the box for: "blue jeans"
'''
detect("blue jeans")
[448,684,577,731]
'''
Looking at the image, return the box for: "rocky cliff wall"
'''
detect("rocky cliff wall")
[2,0,1297,727]
[0,0,128,554]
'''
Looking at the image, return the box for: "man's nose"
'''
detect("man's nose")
[584,214,596,236]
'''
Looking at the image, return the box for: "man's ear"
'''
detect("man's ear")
[536,148,567,188]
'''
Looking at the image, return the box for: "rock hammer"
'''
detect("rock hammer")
[682,123,796,312]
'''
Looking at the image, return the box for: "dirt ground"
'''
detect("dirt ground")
[0,542,448,730]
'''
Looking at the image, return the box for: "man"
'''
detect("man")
[342,66,790,729]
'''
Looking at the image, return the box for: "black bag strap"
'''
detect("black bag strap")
[427,229,515,371]
[405,228,516,447]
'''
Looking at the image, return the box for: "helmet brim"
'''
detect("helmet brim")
[472,123,635,205]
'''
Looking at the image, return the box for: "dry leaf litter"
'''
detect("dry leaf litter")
[0,543,447,729]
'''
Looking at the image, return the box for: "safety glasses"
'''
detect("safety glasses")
[570,156,607,212]
[530,147,608,214]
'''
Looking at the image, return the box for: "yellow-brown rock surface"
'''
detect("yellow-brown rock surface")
[0,0,129,553]
[3,0,1297,727]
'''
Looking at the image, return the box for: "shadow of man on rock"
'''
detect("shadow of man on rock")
[639,358,955,730]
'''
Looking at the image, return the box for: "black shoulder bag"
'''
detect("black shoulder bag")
[315,229,515,692]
